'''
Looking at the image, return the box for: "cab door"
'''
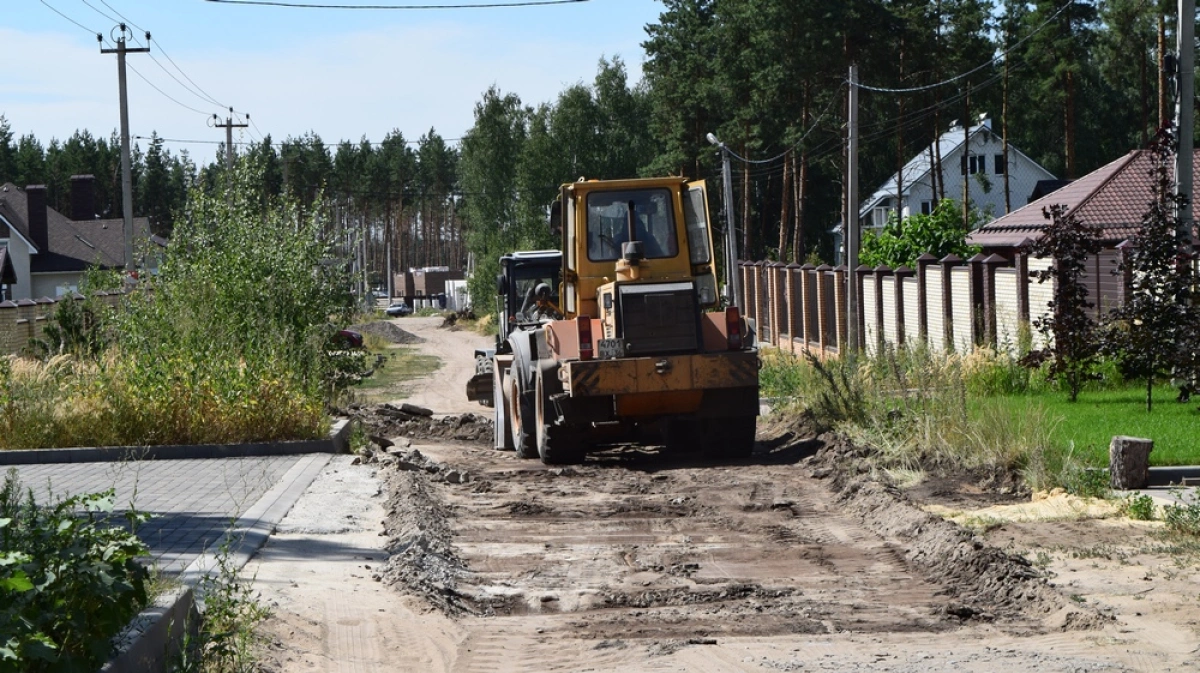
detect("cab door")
[682,180,719,308]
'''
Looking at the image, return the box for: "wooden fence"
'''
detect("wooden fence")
[739,249,1125,358]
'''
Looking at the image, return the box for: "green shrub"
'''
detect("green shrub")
[0,470,150,672]
[0,164,366,449]
[173,537,272,673]
[1121,494,1156,521]
[1163,490,1200,537]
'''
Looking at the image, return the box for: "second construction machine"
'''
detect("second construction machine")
[482,176,759,464]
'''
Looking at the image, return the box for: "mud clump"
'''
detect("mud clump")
[340,403,492,446]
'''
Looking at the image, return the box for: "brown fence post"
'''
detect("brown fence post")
[739,260,751,316]
[833,265,848,354]
[1015,242,1032,324]
[981,254,1008,349]
[786,263,801,353]
[854,265,871,353]
[815,264,831,355]
[771,261,787,348]
[915,253,937,343]
[968,253,988,347]
[939,254,962,348]
[800,263,816,349]
[872,265,890,351]
[753,261,766,343]
[893,266,914,346]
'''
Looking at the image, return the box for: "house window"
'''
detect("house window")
[994,154,1006,175]
[869,197,892,229]
[920,200,933,215]
[960,155,985,175]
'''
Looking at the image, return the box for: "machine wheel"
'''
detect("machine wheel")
[536,364,585,465]
[664,420,702,455]
[509,365,538,459]
[701,416,757,460]
[493,364,514,451]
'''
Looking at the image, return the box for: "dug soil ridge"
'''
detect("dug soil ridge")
[798,427,1111,631]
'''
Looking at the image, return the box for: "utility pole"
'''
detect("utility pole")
[1176,0,1196,396]
[846,63,860,354]
[1176,0,1194,235]
[212,108,249,171]
[100,25,150,272]
[707,133,742,310]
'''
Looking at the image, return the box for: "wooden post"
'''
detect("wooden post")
[786,263,801,353]
[940,254,962,349]
[893,266,914,346]
[1110,436,1153,489]
[915,253,938,343]
[816,264,831,355]
[873,265,890,351]
[800,263,816,347]
[981,254,1008,348]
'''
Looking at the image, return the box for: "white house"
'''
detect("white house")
[0,177,159,301]
[858,116,1056,233]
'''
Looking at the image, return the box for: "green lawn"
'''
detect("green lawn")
[984,386,1200,466]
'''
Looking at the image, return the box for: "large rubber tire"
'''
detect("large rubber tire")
[493,364,514,451]
[701,416,757,460]
[664,419,702,456]
[536,364,585,465]
[509,365,539,459]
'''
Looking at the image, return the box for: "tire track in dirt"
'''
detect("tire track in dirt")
[380,441,957,646]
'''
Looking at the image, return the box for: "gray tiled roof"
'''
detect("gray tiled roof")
[0,183,154,272]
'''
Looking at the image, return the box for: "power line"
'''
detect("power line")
[79,0,120,24]
[853,0,1073,94]
[153,40,231,110]
[135,135,463,146]
[98,0,145,32]
[128,63,216,117]
[204,0,588,8]
[89,4,244,120]
[39,0,100,36]
[721,87,845,166]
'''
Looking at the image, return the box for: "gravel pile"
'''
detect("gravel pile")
[347,320,425,344]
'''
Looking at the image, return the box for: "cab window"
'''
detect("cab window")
[586,189,678,262]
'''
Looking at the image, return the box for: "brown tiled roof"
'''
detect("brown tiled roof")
[0,183,154,272]
[967,150,1200,248]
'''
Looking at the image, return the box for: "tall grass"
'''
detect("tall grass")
[0,165,359,450]
[763,344,1081,490]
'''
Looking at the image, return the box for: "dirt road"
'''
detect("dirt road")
[252,316,1200,672]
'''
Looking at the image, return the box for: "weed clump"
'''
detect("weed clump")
[2,165,365,449]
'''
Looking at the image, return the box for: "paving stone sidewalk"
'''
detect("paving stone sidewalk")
[5,455,327,575]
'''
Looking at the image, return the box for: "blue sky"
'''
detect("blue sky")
[4,0,662,164]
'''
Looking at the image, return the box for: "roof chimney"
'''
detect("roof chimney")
[978,112,992,130]
[25,185,48,251]
[70,174,96,221]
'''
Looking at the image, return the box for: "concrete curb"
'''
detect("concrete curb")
[99,586,200,673]
[0,418,354,465]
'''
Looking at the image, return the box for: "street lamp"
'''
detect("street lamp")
[707,133,742,310]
